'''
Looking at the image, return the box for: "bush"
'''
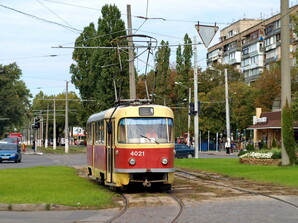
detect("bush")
[282,100,297,165]
[238,150,249,157]
[272,138,277,148]
[245,143,254,151]
[271,150,282,159]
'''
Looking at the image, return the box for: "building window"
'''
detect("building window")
[229,52,235,60]
[242,47,249,55]
[265,25,273,35]
[250,31,259,40]
[228,30,233,38]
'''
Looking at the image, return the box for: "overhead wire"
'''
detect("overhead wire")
[0,3,81,33]
[42,0,100,11]
[36,0,75,30]
[0,54,70,61]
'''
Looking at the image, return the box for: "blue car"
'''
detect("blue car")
[0,143,22,163]
[175,143,194,158]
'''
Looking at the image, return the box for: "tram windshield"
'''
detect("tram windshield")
[117,117,174,144]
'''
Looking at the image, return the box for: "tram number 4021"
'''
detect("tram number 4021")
[130,151,145,156]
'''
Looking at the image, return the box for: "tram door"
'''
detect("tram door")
[91,123,96,175]
[106,120,115,184]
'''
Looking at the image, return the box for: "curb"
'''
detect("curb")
[23,152,44,155]
[0,203,75,211]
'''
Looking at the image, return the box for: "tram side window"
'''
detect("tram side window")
[86,123,92,144]
[95,121,104,144]
[118,119,126,143]
[167,118,174,143]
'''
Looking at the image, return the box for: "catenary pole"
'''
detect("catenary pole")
[45,104,49,148]
[281,0,291,165]
[53,96,57,150]
[193,36,199,158]
[224,68,231,145]
[127,5,136,99]
[188,87,191,146]
[65,81,69,153]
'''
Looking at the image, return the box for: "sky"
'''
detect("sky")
[0,0,290,99]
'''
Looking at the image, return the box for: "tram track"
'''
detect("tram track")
[105,191,184,223]
[105,193,128,223]
[175,168,298,210]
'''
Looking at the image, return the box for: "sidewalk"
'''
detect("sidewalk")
[198,150,239,158]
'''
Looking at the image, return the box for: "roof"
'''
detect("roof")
[247,111,298,130]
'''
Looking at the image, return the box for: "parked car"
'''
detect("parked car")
[0,138,14,143]
[0,142,22,163]
[175,143,195,158]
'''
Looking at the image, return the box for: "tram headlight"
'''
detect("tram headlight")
[129,158,136,166]
[161,158,168,165]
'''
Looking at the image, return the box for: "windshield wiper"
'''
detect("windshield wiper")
[140,135,159,144]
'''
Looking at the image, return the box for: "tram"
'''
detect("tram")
[86,101,175,190]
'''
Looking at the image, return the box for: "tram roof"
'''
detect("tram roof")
[87,104,173,123]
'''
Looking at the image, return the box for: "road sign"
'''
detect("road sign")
[195,23,219,48]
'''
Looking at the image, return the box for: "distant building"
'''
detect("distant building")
[207,5,298,84]
[247,108,298,148]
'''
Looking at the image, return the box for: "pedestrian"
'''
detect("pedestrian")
[225,139,231,154]
[258,140,263,150]
[32,140,36,152]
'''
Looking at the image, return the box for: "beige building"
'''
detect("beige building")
[207,5,298,84]
[247,108,298,148]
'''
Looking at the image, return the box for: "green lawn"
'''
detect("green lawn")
[1,159,297,208]
[0,166,116,208]
[37,146,86,154]
[175,158,298,188]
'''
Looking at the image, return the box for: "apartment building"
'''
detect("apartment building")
[207,5,298,83]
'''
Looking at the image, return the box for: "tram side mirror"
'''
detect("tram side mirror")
[107,121,112,134]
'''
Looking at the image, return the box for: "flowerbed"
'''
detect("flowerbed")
[240,152,273,159]
[239,158,281,166]
[239,151,281,166]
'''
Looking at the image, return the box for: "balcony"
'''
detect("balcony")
[265,57,278,64]
[265,43,277,52]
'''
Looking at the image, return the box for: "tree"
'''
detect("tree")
[198,71,256,138]
[154,40,171,105]
[201,64,244,94]
[32,91,81,142]
[175,34,193,101]
[0,63,31,136]
[70,4,129,122]
[253,63,281,112]
[282,100,297,165]
[253,62,298,113]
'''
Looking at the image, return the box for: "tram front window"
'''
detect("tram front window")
[117,117,174,144]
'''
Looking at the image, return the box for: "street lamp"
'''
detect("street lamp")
[209,67,231,147]
[175,82,192,146]
[65,81,69,154]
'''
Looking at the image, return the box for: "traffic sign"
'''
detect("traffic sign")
[195,23,219,48]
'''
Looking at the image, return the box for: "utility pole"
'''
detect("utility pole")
[187,87,191,146]
[193,36,199,158]
[45,104,49,148]
[65,81,69,153]
[40,115,43,147]
[53,96,57,150]
[127,4,136,99]
[281,0,291,165]
[224,68,231,145]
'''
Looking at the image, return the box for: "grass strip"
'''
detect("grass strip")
[0,166,116,208]
[175,158,298,188]
[37,146,86,154]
